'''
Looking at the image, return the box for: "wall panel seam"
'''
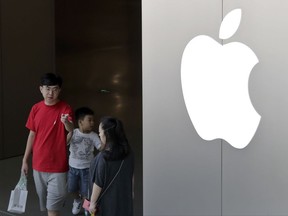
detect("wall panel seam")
[221,2,224,216]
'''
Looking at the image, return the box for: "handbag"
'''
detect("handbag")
[83,160,124,214]
[7,173,28,214]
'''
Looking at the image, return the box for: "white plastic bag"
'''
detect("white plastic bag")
[7,174,28,214]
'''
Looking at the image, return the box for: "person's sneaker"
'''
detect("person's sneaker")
[72,199,82,215]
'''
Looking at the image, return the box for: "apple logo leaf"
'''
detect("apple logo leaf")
[219,8,242,40]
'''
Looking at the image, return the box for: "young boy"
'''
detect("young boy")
[67,107,101,215]
[21,73,74,216]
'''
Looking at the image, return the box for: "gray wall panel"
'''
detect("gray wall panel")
[143,0,288,216]
[222,1,288,215]
[143,1,222,215]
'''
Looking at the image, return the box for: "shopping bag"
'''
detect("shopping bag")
[7,174,28,214]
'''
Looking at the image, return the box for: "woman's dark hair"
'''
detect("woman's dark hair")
[100,116,130,161]
[40,73,63,87]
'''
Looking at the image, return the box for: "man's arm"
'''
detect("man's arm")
[21,130,35,175]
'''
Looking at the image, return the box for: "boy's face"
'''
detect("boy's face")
[79,115,95,133]
[40,85,61,105]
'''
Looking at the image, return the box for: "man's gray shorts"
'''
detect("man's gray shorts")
[33,170,68,211]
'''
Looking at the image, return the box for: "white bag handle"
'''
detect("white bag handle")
[15,173,27,191]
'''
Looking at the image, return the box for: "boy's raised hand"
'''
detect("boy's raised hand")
[60,113,69,124]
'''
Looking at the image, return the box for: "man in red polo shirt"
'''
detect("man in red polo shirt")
[21,73,74,216]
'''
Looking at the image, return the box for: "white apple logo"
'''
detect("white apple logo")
[181,9,261,149]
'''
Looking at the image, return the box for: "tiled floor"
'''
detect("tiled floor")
[0,156,85,216]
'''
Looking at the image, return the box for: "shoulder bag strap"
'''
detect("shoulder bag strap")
[97,159,124,203]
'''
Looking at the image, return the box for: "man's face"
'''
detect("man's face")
[40,85,61,105]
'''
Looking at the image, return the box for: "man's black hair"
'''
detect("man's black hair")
[40,73,63,87]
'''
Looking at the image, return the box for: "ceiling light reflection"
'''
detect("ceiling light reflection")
[114,93,123,112]
[112,73,121,84]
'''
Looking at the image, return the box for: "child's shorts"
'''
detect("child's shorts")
[68,166,89,198]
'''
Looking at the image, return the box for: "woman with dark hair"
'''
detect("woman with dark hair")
[88,117,134,216]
